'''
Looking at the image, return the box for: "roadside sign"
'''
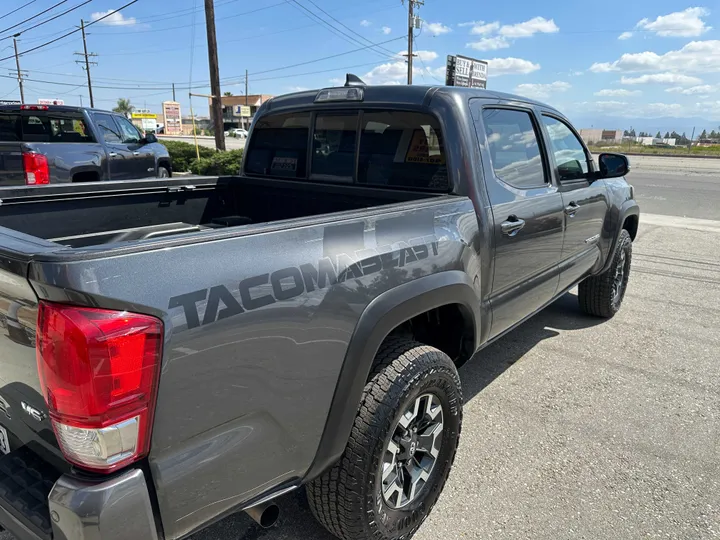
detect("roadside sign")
[446,55,488,89]
[162,101,182,135]
[131,112,157,119]
[233,105,251,117]
[38,98,65,105]
[0,100,20,105]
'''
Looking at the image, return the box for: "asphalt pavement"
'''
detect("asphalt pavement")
[2,156,718,540]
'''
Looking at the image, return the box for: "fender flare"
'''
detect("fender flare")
[601,200,639,274]
[303,270,482,482]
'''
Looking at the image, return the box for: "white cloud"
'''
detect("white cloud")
[397,50,438,62]
[424,22,451,35]
[363,62,428,85]
[695,101,720,119]
[666,84,716,94]
[588,40,720,74]
[620,73,703,85]
[458,20,483,27]
[467,36,510,50]
[487,57,541,75]
[583,101,690,118]
[515,81,571,99]
[595,89,642,97]
[636,7,710,37]
[618,31,633,40]
[360,19,371,27]
[329,77,344,85]
[382,26,391,35]
[471,21,500,35]
[499,17,559,38]
[288,86,310,92]
[90,9,137,26]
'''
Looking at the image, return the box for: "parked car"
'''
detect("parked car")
[225,127,248,138]
[0,104,172,185]
[0,78,638,540]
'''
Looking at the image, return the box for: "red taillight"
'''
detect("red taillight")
[36,302,163,473]
[23,152,50,185]
[21,105,49,111]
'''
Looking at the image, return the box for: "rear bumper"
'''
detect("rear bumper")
[0,464,159,540]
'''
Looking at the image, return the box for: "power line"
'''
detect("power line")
[0,1,38,22]
[0,0,70,36]
[0,0,139,63]
[0,0,93,41]
[301,0,397,57]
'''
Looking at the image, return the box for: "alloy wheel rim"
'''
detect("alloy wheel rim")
[381,393,444,509]
[613,247,627,303]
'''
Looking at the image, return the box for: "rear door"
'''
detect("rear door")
[471,103,565,338]
[114,115,156,178]
[539,114,609,291]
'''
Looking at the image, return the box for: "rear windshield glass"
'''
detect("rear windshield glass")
[245,110,448,191]
[0,112,93,143]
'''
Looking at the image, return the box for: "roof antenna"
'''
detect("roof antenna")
[344,73,366,87]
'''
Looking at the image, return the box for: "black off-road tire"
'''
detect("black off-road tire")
[307,338,463,540]
[579,229,632,318]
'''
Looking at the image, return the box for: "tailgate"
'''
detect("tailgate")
[0,259,66,538]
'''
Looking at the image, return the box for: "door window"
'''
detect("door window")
[481,108,547,189]
[541,116,590,181]
[311,114,358,182]
[115,116,142,144]
[94,114,122,144]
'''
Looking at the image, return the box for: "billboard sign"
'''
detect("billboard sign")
[0,100,20,105]
[162,101,182,135]
[446,55,488,89]
[38,98,65,105]
[233,105,251,117]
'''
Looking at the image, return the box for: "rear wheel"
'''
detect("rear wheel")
[579,229,632,317]
[307,338,462,540]
[157,166,170,178]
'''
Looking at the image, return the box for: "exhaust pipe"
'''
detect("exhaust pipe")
[245,501,280,528]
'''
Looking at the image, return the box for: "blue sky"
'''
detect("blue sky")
[0,0,718,132]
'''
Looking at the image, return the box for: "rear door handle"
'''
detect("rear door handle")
[133,151,140,156]
[108,152,118,157]
[501,216,526,237]
[565,202,580,217]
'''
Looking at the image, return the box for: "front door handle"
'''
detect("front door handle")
[501,216,526,237]
[108,152,118,157]
[565,202,580,217]
[133,151,140,156]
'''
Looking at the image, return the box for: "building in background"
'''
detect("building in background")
[210,94,274,130]
[131,109,158,133]
[634,136,676,146]
[578,128,623,144]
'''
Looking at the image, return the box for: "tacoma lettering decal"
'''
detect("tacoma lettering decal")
[169,238,440,329]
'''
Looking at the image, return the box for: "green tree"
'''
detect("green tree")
[710,130,719,139]
[655,131,662,138]
[223,92,233,97]
[112,98,134,116]
[700,129,708,139]
[664,131,670,139]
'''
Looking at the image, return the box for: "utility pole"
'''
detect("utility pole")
[403,0,422,85]
[75,20,98,108]
[204,0,225,151]
[172,83,176,102]
[12,36,26,103]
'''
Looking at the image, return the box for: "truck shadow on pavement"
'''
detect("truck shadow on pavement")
[191,292,605,540]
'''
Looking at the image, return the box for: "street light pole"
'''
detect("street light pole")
[12,37,24,103]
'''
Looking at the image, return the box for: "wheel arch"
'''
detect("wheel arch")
[303,270,481,482]
[600,201,639,274]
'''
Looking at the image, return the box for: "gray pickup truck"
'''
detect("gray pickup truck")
[0,104,172,185]
[0,79,638,540]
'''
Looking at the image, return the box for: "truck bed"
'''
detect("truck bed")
[0,176,443,251]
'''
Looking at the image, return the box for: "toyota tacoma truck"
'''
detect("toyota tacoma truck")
[0,104,172,186]
[0,78,638,540]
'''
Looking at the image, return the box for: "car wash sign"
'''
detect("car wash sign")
[446,55,488,89]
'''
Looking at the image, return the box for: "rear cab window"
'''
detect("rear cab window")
[0,111,93,143]
[245,109,449,191]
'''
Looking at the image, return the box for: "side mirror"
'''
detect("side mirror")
[143,133,158,144]
[597,153,630,179]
